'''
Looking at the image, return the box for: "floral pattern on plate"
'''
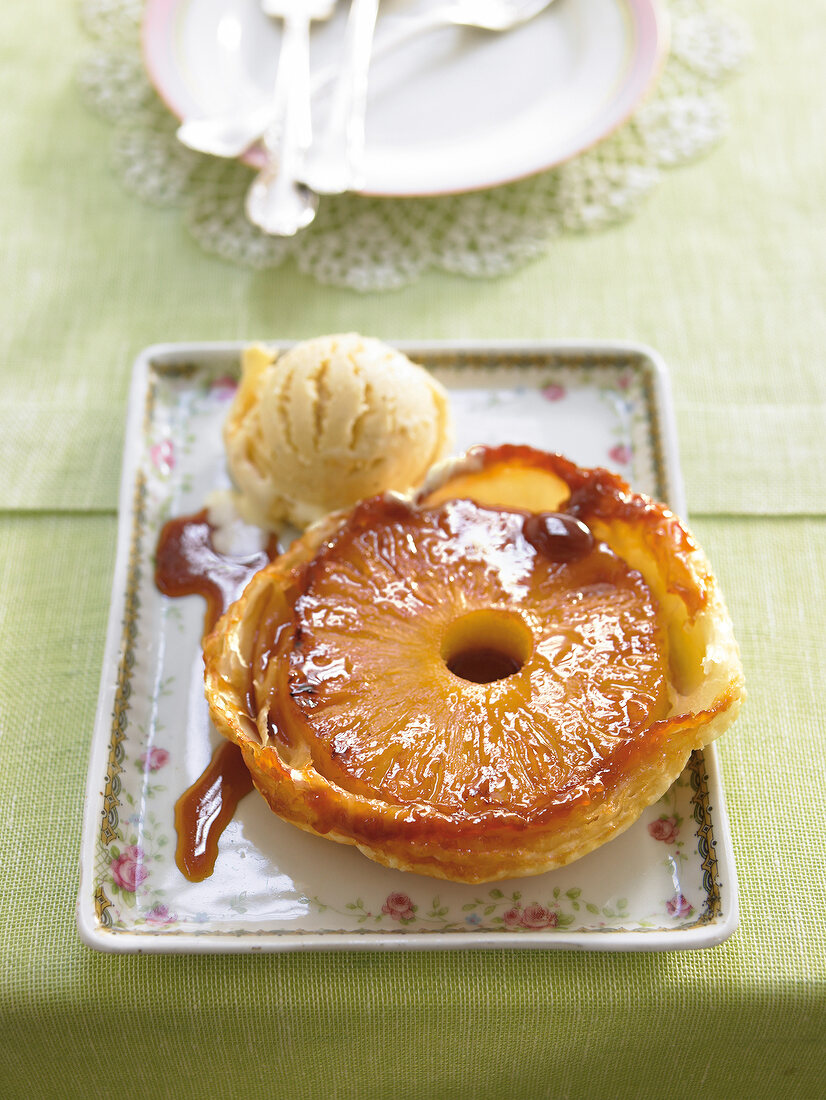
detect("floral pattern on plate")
[79,342,736,951]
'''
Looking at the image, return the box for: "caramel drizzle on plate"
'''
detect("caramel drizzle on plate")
[155,510,276,881]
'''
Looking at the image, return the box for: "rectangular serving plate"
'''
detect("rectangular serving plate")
[77,340,738,953]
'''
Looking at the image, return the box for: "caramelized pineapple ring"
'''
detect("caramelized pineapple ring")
[204,445,744,883]
[285,498,670,819]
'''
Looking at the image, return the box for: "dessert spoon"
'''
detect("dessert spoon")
[301,0,380,195]
[178,0,557,162]
[244,0,336,237]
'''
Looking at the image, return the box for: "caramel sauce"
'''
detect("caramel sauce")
[522,511,595,562]
[155,510,277,882]
[173,739,254,882]
[155,509,274,636]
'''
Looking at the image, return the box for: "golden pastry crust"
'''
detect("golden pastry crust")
[204,446,744,883]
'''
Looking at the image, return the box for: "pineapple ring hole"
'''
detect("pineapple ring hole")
[440,610,534,685]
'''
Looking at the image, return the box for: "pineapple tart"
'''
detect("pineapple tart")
[203,445,743,883]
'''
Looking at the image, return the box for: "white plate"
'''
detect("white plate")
[142,0,669,195]
[77,341,738,953]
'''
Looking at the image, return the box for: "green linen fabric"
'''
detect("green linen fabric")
[0,3,824,517]
[1,515,824,1099]
[1,0,825,1097]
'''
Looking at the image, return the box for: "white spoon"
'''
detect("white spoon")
[301,0,380,195]
[243,0,336,237]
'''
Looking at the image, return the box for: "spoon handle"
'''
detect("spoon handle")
[308,8,458,102]
[302,0,380,195]
[245,14,318,236]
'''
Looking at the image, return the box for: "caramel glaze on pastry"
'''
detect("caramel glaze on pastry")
[203,445,744,883]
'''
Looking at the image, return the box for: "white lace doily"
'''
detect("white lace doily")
[76,0,748,291]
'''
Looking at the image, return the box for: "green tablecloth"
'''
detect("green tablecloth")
[1,1,824,1097]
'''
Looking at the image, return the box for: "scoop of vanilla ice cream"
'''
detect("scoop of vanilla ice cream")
[224,335,453,530]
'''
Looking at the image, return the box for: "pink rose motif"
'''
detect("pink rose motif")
[617,371,632,391]
[541,384,566,402]
[146,904,176,926]
[520,903,558,929]
[111,846,149,893]
[139,747,170,772]
[666,893,694,919]
[381,892,415,921]
[648,815,680,844]
[210,375,238,400]
[149,439,175,474]
[503,907,523,928]
[608,443,632,466]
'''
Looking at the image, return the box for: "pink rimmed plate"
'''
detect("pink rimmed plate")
[141,0,668,196]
